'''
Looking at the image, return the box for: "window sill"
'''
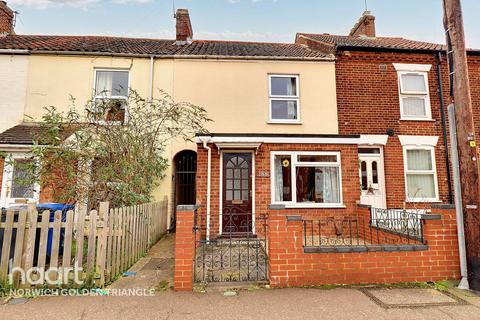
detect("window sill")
[280,203,346,209]
[399,118,435,122]
[267,121,302,125]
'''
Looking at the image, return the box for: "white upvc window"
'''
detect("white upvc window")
[93,69,130,122]
[268,75,300,123]
[393,64,432,120]
[270,151,343,208]
[403,146,439,202]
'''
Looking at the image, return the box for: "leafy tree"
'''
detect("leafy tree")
[21,90,210,210]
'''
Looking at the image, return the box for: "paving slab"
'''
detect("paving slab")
[362,288,466,308]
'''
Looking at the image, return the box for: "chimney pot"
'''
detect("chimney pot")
[175,8,193,44]
[349,11,375,38]
[0,1,14,36]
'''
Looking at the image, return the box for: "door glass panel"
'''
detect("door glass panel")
[372,161,378,184]
[358,148,380,154]
[361,161,367,191]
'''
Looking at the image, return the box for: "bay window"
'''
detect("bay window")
[269,75,300,122]
[271,151,342,207]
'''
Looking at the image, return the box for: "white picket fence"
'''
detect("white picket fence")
[0,198,169,288]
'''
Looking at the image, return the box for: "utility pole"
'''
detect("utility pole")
[443,0,480,291]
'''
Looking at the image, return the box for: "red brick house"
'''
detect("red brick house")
[296,11,480,212]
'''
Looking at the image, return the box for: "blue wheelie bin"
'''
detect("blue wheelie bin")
[35,203,75,257]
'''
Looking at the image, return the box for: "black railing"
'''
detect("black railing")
[303,213,425,249]
[370,207,423,240]
[194,213,268,283]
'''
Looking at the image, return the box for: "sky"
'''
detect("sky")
[7,0,480,48]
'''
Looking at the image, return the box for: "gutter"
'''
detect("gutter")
[0,49,335,62]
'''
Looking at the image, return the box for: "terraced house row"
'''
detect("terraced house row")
[0,3,478,287]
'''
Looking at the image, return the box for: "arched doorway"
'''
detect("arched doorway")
[173,150,197,226]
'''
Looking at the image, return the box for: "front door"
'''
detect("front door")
[222,152,253,236]
[359,147,386,209]
[0,155,39,208]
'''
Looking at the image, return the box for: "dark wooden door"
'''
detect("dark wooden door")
[222,152,253,236]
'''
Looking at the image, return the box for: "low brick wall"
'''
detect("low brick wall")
[173,205,196,292]
[268,205,460,287]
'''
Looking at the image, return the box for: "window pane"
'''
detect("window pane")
[372,161,378,184]
[11,159,35,199]
[96,71,128,97]
[407,174,435,198]
[296,166,340,203]
[271,77,297,96]
[274,155,292,201]
[361,161,367,191]
[402,97,426,117]
[358,148,380,154]
[401,73,426,92]
[297,155,337,163]
[271,100,298,120]
[407,149,433,170]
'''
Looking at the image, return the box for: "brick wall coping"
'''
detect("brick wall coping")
[304,244,429,253]
[419,213,442,220]
[431,204,455,209]
[268,204,285,210]
[176,205,199,211]
[286,215,302,221]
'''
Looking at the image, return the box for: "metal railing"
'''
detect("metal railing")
[370,207,423,240]
[303,213,425,248]
[194,212,268,283]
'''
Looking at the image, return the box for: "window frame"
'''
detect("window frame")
[270,151,344,208]
[268,74,301,124]
[93,68,130,122]
[396,69,432,121]
[402,145,439,202]
[0,153,40,207]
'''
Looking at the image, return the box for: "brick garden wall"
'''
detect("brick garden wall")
[195,142,361,238]
[268,205,460,287]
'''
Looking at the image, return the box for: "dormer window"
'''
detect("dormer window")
[393,64,432,121]
[269,75,300,123]
[94,69,129,122]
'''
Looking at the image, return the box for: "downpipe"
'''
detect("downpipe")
[200,138,212,241]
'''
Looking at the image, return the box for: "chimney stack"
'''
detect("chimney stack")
[0,1,14,36]
[175,9,193,44]
[349,11,375,38]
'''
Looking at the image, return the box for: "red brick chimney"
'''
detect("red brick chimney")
[175,9,193,43]
[349,11,375,38]
[0,1,14,36]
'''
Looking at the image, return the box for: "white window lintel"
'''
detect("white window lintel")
[399,135,439,147]
[393,63,432,72]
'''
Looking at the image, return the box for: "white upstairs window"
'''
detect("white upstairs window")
[94,69,129,122]
[269,75,300,123]
[394,64,432,120]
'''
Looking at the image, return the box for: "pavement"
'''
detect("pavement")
[1,286,480,320]
[2,235,480,319]
[107,233,175,291]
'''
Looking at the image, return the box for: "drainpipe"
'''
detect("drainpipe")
[200,137,212,241]
[436,52,454,204]
[448,105,469,290]
[148,55,155,99]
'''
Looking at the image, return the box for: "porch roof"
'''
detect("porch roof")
[195,133,389,146]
